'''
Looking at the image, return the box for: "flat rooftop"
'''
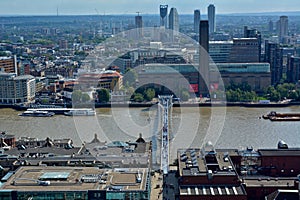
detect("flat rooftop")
[1,166,149,191]
[178,148,237,177]
[258,148,300,157]
[180,185,246,196]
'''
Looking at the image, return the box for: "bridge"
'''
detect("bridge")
[158,95,173,174]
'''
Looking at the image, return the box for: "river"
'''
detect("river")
[1,106,300,160]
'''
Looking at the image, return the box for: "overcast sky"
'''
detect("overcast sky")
[0,0,299,15]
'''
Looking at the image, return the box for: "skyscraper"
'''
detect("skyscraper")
[278,16,288,43]
[160,5,168,29]
[265,40,283,85]
[208,4,216,35]
[135,14,143,38]
[169,7,179,34]
[194,10,201,34]
[199,20,209,97]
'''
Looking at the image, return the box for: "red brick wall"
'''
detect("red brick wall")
[261,156,300,176]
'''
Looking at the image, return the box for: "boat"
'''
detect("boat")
[19,110,55,117]
[262,111,300,121]
[64,109,96,116]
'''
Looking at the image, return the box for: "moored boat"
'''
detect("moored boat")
[64,109,96,116]
[263,111,300,121]
[19,110,55,117]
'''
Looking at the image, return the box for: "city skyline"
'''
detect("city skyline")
[0,0,299,16]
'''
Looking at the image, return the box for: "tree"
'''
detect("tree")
[97,88,110,103]
[133,93,144,102]
[144,88,155,101]
[81,93,91,102]
[72,90,82,103]
[180,90,190,101]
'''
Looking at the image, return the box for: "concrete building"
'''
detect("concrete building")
[168,7,179,35]
[0,166,151,200]
[177,146,247,200]
[0,73,35,104]
[194,10,201,35]
[278,16,288,43]
[228,38,260,63]
[0,56,17,74]
[135,14,143,38]
[287,56,300,83]
[159,5,168,29]
[265,41,283,85]
[244,26,262,62]
[210,63,271,93]
[208,4,216,35]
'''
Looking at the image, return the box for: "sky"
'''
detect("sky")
[0,0,299,15]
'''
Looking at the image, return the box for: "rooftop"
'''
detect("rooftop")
[1,166,149,191]
[178,148,237,177]
[180,185,246,196]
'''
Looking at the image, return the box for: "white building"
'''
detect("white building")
[0,73,35,104]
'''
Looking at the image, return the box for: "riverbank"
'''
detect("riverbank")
[2,101,300,111]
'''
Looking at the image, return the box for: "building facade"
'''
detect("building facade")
[0,56,17,74]
[278,16,288,43]
[159,5,168,29]
[0,73,35,104]
[168,7,179,35]
[208,4,216,35]
[265,41,283,85]
[194,10,201,35]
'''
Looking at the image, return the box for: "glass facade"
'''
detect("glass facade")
[17,191,87,200]
[212,63,270,73]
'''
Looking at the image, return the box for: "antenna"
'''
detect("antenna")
[57,6,59,16]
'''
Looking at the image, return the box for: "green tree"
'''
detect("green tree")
[144,88,155,101]
[81,93,91,102]
[72,90,82,103]
[133,93,144,102]
[180,90,190,101]
[97,88,110,103]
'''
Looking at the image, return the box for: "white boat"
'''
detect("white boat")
[19,110,55,117]
[64,109,96,116]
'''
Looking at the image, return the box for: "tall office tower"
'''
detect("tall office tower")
[208,4,216,35]
[199,20,209,97]
[194,10,201,34]
[268,20,274,32]
[135,14,143,38]
[265,40,283,85]
[160,5,168,29]
[278,16,288,43]
[244,26,262,61]
[169,8,179,34]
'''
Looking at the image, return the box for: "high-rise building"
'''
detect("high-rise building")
[208,4,216,35]
[278,16,288,43]
[160,5,168,29]
[135,14,143,38]
[194,10,201,34]
[265,41,283,85]
[0,73,35,104]
[268,20,274,32]
[287,56,300,83]
[199,20,209,97]
[244,26,262,62]
[169,7,179,34]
